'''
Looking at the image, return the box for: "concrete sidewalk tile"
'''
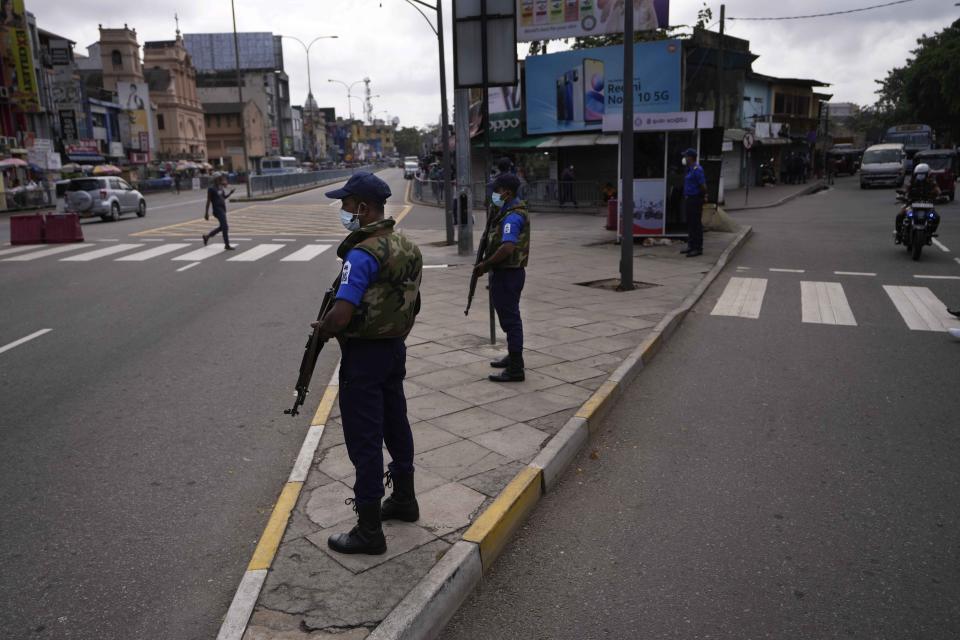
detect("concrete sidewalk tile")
[544,383,595,403]
[305,481,356,529]
[408,324,462,340]
[421,349,487,367]
[471,423,549,461]
[570,352,623,370]
[485,369,565,394]
[527,408,579,435]
[575,335,637,354]
[405,335,430,347]
[539,314,595,328]
[408,367,480,391]
[444,379,521,405]
[460,460,527,497]
[409,466,449,494]
[414,440,510,481]
[417,482,488,537]
[309,521,439,574]
[405,391,473,421]
[610,316,658,330]
[315,422,345,453]
[535,361,607,383]
[316,444,354,481]
[434,334,493,350]
[403,380,433,399]
[406,342,458,358]
[574,321,635,337]
[412,421,462,453]
[404,357,436,377]
[430,406,514,438]
[538,341,605,361]
[485,391,583,423]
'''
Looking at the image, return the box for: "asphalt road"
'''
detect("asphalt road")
[440,177,960,639]
[0,169,413,639]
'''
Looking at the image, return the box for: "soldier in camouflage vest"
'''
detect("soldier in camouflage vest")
[316,172,423,555]
[473,173,530,382]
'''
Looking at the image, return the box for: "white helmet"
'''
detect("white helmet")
[913,162,930,180]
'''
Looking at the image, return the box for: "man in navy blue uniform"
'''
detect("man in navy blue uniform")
[680,148,708,257]
[474,173,530,382]
[315,172,423,555]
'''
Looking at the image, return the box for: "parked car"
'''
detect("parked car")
[403,160,419,179]
[859,143,906,189]
[913,148,956,201]
[64,177,147,221]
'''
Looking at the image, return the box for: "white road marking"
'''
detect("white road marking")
[101,238,120,242]
[216,569,267,640]
[954,257,960,267]
[61,243,143,261]
[141,238,164,242]
[834,271,876,277]
[0,328,52,356]
[281,244,331,262]
[932,238,950,252]
[423,264,450,269]
[176,262,201,272]
[913,275,960,280]
[228,243,286,262]
[883,285,960,332]
[711,277,767,319]
[172,244,242,261]
[735,266,751,271]
[147,197,207,211]
[232,237,253,241]
[3,244,90,261]
[800,281,857,326]
[272,238,297,242]
[289,425,325,483]
[116,243,192,261]
[0,245,39,257]
[769,268,805,273]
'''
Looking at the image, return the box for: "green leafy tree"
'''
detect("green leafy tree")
[394,126,424,158]
[874,18,960,143]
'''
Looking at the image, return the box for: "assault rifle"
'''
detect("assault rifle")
[284,271,342,416]
[464,205,496,315]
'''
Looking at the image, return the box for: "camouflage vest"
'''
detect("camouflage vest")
[337,218,423,339]
[486,201,530,269]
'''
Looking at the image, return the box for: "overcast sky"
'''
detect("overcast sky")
[31,0,958,128]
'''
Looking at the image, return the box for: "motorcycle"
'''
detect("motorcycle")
[896,194,946,261]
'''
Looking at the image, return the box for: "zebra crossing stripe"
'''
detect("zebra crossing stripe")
[0,245,39,258]
[62,244,144,261]
[228,244,286,262]
[116,243,193,261]
[172,244,243,261]
[711,277,767,318]
[883,286,960,332]
[281,244,331,262]
[3,244,91,261]
[800,281,857,326]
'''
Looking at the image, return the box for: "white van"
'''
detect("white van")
[860,143,905,189]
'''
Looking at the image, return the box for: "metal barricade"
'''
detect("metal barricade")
[248,165,377,196]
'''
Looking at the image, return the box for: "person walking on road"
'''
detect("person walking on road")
[559,165,577,207]
[174,172,181,194]
[203,173,236,250]
[475,173,530,382]
[316,172,423,555]
[680,148,707,258]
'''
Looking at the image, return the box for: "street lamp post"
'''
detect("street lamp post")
[328,79,365,120]
[281,35,338,101]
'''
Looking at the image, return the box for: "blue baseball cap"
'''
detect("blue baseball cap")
[682,148,698,157]
[325,171,392,205]
[492,173,521,194]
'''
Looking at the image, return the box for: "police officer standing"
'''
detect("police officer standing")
[474,173,530,382]
[316,172,423,555]
[680,148,707,258]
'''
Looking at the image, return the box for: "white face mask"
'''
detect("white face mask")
[491,192,504,207]
[340,208,360,231]
[681,157,688,166]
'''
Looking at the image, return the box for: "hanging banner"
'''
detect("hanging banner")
[1,0,40,112]
[617,178,666,236]
[525,40,680,135]
[117,82,154,152]
[517,0,669,42]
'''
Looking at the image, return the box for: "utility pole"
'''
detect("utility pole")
[454,88,473,256]
[436,0,454,245]
[717,4,725,127]
[230,0,251,195]
[619,0,635,291]
[363,77,373,124]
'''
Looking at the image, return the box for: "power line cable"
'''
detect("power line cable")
[728,0,915,21]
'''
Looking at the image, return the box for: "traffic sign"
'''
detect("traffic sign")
[743,133,755,150]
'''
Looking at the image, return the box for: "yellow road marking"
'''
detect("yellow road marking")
[575,380,618,422]
[394,205,412,225]
[247,481,303,571]
[311,385,339,427]
[404,179,412,205]
[463,465,542,569]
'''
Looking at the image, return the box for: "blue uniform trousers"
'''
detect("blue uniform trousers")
[338,337,414,505]
[490,268,525,353]
[684,196,704,251]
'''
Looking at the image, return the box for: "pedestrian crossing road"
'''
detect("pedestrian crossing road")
[711,275,960,333]
[0,240,334,265]
[130,202,410,238]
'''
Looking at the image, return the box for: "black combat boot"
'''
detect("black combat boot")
[490,354,510,369]
[327,500,387,555]
[380,470,419,522]
[488,352,525,382]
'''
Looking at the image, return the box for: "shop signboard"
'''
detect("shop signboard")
[117,82,155,152]
[488,83,522,141]
[525,40,680,135]
[517,0,669,42]
[66,140,98,155]
[0,0,41,112]
[602,109,714,133]
[59,110,78,141]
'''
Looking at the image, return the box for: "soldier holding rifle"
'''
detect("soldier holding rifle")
[312,172,423,555]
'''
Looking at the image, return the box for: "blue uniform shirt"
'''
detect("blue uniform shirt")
[500,199,525,244]
[684,163,706,197]
[335,249,380,306]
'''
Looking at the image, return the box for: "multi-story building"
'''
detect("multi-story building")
[203,101,265,171]
[183,32,291,157]
[290,105,303,156]
[142,33,206,160]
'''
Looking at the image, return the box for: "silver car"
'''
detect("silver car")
[64,177,147,221]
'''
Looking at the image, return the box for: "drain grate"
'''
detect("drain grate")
[575,278,659,291]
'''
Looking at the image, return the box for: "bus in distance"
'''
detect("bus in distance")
[883,124,934,157]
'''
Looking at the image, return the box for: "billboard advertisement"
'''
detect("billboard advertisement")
[0,0,40,112]
[525,40,680,135]
[517,0,669,42]
[117,82,154,152]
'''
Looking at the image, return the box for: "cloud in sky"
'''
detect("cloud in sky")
[30,0,958,127]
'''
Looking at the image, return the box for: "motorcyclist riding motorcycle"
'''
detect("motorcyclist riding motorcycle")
[895,163,940,243]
